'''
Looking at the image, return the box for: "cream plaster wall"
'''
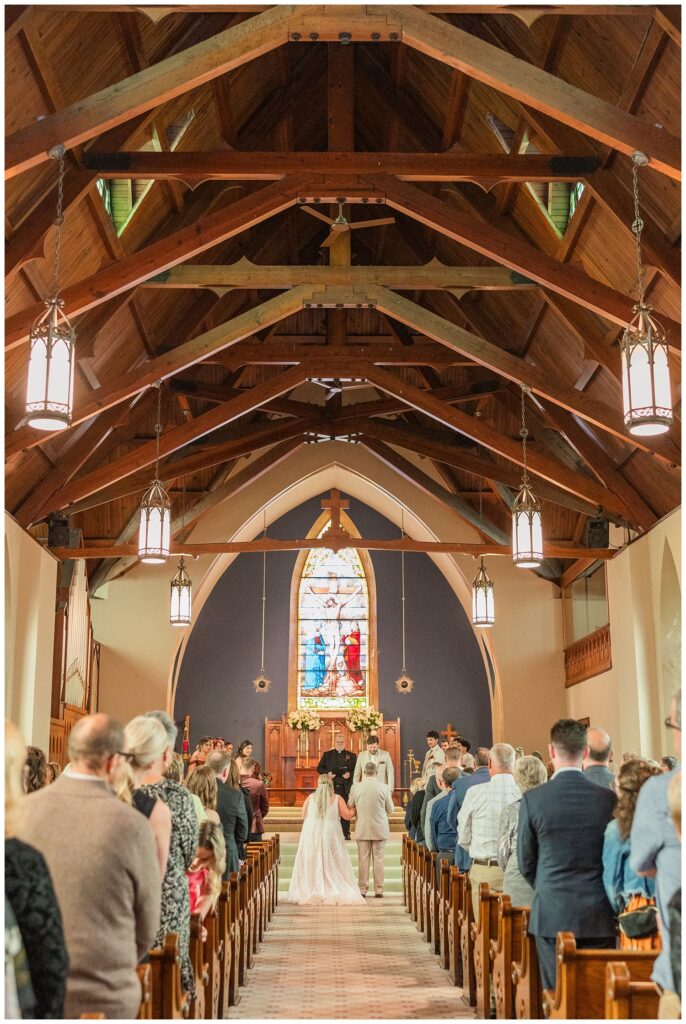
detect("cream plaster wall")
[91,443,566,750]
[5,513,57,749]
[566,508,681,760]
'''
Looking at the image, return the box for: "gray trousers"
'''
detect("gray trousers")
[357,839,386,895]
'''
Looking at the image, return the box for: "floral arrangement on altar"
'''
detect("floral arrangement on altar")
[346,706,382,733]
[287,709,322,731]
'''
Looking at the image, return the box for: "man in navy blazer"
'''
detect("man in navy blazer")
[517,719,616,992]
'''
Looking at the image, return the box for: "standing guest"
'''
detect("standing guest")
[140,710,199,995]
[661,755,679,773]
[584,727,615,789]
[23,746,47,793]
[422,731,446,777]
[187,822,226,924]
[440,740,450,753]
[317,733,357,840]
[630,690,681,1019]
[348,762,394,898]
[123,715,173,878]
[458,743,520,916]
[224,741,234,758]
[667,772,681,1003]
[186,765,219,826]
[239,757,270,842]
[421,747,462,844]
[429,767,462,866]
[163,751,185,784]
[623,750,640,763]
[462,753,476,773]
[353,735,395,790]
[213,738,226,751]
[45,762,61,785]
[456,736,472,757]
[602,758,661,950]
[514,746,525,761]
[6,897,35,1019]
[16,714,160,1018]
[188,736,214,775]
[405,777,426,841]
[207,751,249,876]
[498,755,548,907]
[5,721,68,1019]
[235,740,262,779]
[531,750,545,763]
[447,747,491,870]
[517,719,616,993]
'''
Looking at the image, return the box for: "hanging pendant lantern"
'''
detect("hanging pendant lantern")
[139,383,171,563]
[253,516,271,692]
[170,556,192,626]
[472,558,495,627]
[512,385,543,568]
[23,147,76,431]
[620,152,672,437]
[395,513,414,693]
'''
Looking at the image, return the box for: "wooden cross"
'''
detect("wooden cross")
[441,723,459,743]
[321,489,349,532]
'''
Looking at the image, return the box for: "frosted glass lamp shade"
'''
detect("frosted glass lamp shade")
[139,479,171,563]
[23,299,75,431]
[472,559,495,627]
[620,306,672,436]
[170,557,192,626]
[512,482,543,568]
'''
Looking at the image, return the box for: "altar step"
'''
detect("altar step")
[272,836,404,894]
[264,806,408,833]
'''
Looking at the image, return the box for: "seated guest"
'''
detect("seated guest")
[188,736,214,775]
[630,690,681,1019]
[5,721,68,1019]
[187,822,227,925]
[123,715,173,878]
[458,743,520,916]
[15,713,160,1018]
[498,755,547,907]
[583,727,615,788]
[662,755,679,773]
[420,746,461,842]
[517,719,616,993]
[447,746,491,871]
[603,758,661,950]
[186,765,220,826]
[429,767,461,865]
[45,762,61,784]
[239,757,270,842]
[207,752,249,877]
[23,746,47,793]
[405,777,426,841]
[667,772,681,1003]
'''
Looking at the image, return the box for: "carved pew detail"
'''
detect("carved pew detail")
[438,859,451,970]
[512,910,542,1020]
[447,867,466,987]
[136,963,153,1020]
[187,913,208,1020]
[149,933,190,1020]
[459,872,477,1006]
[472,883,501,1018]
[203,906,223,1020]
[605,961,660,1020]
[490,895,528,1019]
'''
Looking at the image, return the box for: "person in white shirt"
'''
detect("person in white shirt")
[422,730,446,778]
[457,742,520,916]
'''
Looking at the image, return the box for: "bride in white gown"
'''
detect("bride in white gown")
[284,775,365,905]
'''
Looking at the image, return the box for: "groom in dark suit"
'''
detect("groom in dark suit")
[317,732,357,839]
[517,718,616,993]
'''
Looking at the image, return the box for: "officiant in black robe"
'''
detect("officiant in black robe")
[317,734,357,839]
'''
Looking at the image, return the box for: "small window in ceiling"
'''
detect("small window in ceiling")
[166,108,195,151]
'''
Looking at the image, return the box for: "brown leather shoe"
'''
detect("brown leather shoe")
[374,893,383,898]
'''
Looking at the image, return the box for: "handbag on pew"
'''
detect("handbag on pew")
[618,893,660,948]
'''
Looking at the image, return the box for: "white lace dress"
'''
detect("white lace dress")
[284,796,365,906]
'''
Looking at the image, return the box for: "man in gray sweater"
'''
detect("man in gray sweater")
[17,714,160,1019]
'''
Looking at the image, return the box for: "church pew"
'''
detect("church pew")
[245,849,262,950]
[401,835,410,908]
[187,914,208,1020]
[203,906,223,1020]
[511,910,542,1020]
[438,859,452,970]
[148,933,190,1020]
[246,857,258,959]
[136,963,153,1019]
[543,933,658,1019]
[238,864,253,983]
[447,867,466,987]
[472,883,501,1019]
[489,895,528,1019]
[273,833,280,912]
[247,841,270,936]
[605,961,660,1019]
[459,872,477,1007]
[408,840,419,921]
[415,845,426,934]
[224,876,241,1008]
[428,851,441,952]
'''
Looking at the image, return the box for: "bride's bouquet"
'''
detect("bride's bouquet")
[346,706,382,733]
[286,709,322,732]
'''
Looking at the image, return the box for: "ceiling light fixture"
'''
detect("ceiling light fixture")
[138,383,171,563]
[512,384,543,568]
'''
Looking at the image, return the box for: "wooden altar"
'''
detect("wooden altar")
[264,716,401,805]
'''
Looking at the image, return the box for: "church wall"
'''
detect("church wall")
[4,513,57,749]
[566,508,681,760]
[173,498,494,765]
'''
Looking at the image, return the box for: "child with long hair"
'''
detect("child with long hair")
[187,822,226,936]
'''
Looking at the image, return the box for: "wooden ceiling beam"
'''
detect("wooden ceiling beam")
[376,176,681,340]
[173,341,475,367]
[6,177,303,349]
[396,4,680,179]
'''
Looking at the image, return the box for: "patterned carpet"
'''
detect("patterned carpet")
[228,839,473,1020]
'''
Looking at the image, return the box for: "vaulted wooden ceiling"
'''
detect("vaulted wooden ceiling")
[5,4,681,592]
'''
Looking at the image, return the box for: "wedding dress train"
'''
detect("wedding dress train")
[284,795,365,906]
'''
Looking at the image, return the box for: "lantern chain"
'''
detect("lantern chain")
[260,509,267,673]
[631,153,647,308]
[400,508,407,673]
[154,382,163,479]
[520,384,530,483]
[49,146,66,300]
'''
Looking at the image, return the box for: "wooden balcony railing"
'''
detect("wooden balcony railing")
[564,623,612,687]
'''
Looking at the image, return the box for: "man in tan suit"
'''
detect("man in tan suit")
[353,734,395,791]
[348,762,394,897]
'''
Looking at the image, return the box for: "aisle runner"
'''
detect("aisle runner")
[229,840,471,1020]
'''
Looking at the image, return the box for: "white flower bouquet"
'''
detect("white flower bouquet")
[287,709,322,731]
[346,706,382,733]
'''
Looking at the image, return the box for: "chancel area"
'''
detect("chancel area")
[4,3,682,1021]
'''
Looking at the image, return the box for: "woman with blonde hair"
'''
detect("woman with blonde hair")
[498,754,548,906]
[122,715,173,878]
[186,765,220,826]
[5,720,68,1017]
[284,774,362,905]
[187,822,227,928]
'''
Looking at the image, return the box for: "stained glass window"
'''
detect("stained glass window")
[297,538,370,711]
